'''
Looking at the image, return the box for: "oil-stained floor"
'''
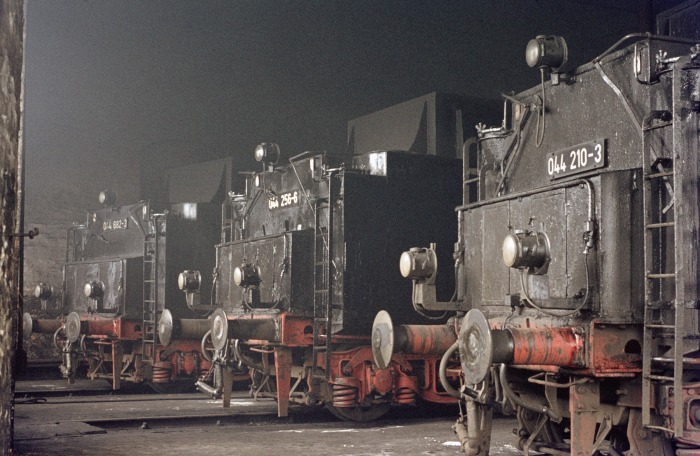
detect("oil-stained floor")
[13,379,520,456]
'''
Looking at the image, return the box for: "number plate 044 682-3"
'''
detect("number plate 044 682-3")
[547,139,606,179]
[103,217,128,231]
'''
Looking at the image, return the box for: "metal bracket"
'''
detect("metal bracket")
[11,227,39,239]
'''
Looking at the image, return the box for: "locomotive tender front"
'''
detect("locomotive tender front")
[28,194,221,392]
[218,150,459,329]
[394,32,700,455]
[66,201,219,321]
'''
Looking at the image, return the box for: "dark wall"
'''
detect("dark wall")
[21,0,688,314]
[0,0,24,452]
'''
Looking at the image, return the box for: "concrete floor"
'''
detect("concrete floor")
[13,380,522,456]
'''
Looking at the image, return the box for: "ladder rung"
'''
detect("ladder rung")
[646,301,673,310]
[645,222,675,229]
[651,335,675,340]
[645,324,675,329]
[652,357,675,363]
[653,357,700,365]
[647,273,676,279]
[312,346,327,351]
[646,374,675,382]
[642,118,673,131]
[645,172,674,180]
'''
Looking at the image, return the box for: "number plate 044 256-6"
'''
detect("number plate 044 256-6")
[546,139,606,179]
[268,191,300,210]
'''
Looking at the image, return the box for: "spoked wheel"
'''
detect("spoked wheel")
[147,379,196,394]
[325,403,391,422]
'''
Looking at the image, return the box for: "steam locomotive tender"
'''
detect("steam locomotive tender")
[382,30,700,455]
[26,192,219,393]
[175,145,463,420]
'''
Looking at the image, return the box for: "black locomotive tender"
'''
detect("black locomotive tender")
[26,158,233,392]
[377,2,700,454]
[164,94,500,420]
[173,148,463,420]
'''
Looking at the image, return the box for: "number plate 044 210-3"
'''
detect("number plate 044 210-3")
[546,139,606,179]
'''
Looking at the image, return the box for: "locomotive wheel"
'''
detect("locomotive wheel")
[146,380,196,394]
[325,402,391,422]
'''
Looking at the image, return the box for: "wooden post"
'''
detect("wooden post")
[274,347,292,417]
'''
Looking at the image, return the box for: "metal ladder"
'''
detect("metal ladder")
[142,213,163,366]
[640,150,681,435]
[641,58,698,437]
[65,226,77,262]
[311,195,333,383]
[221,197,233,243]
